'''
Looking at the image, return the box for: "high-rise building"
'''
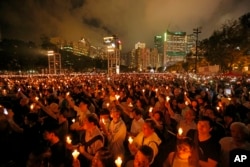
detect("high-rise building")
[163,30,195,67]
[154,35,164,67]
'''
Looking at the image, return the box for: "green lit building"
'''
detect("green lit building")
[163,30,195,67]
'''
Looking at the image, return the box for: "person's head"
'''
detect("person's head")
[197,116,213,136]
[100,108,110,120]
[203,106,216,120]
[78,98,89,111]
[42,123,59,142]
[142,119,156,137]
[153,111,164,122]
[176,138,193,160]
[134,145,154,167]
[177,98,186,109]
[230,122,250,143]
[110,106,121,123]
[92,147,115,167]
[132,108,142,120]
[84,113,99,130]
[184,109,195,122]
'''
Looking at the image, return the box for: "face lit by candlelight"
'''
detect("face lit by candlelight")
[134,150,151,167]
[177,144,192,160]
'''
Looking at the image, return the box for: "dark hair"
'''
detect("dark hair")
[144,119,156,130]
[138,145,154,164]
[132,108,142,116]
[86,113,99,126]
[198,116,213,127]
[99,108,110,116]
[177,137,194,149]
[95,147,115,167]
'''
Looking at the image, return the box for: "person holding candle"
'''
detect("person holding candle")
[101,106,127,159]
[77,113,105,166]
[128,108,145,137]
[163,137,197,167]
[128,119,161,165]
[42,123,71,167]
[66,97,91,131]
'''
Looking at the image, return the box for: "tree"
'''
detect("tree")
[201,19,246,72]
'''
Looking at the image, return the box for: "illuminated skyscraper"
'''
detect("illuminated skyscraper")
[163,30,195,67]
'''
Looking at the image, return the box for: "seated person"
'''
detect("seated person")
[163,137,197,167]
[128,119,161,164]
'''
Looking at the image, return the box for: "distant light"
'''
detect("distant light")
[47,50,54,56]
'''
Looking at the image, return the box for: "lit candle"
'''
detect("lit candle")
[106,103,110,108]
[35,96,39,101]
[149,107,153,113]
[128,102,133,107]
[142,89,145,93]
[66,136,72,144]
[72,149,80,160]
[30,104,34,110]
[178,127,183,136]
[115,156,122,167]
[115,95,120,100]
[155,88,158,92]
[216,106,220,111]
[72,118,75,123]
[185,101,189,105]
[128,136,133,144]
[166,96,170,102]
[66,92,70,96]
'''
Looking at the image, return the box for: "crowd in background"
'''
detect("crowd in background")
[0,73,250,167]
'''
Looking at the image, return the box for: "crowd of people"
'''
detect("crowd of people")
[0,72,250,167]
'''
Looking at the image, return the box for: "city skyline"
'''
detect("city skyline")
[0,0,249,52]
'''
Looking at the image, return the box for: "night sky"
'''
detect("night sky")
[0,0,249,52]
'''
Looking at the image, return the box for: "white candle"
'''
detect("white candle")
[66,136,72,144]
[166,96,170,102]
[128,136,133,144]
[149,107,153,113]
[30,104,34,110]
[178,127,183,136]
[115,156,122,167]
[72,149,80,160]
[115,95,120,100]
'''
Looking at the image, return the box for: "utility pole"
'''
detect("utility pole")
[193,27,202,73]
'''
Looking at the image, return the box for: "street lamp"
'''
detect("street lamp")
[193,27,202,73]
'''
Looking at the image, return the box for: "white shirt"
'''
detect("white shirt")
[130,117,144,136]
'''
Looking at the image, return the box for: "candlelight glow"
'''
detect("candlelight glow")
[149,107,153,113]
[178,127,183,136]
[66,136,72,144]
[72,149,80,160]
[72,118,75,123]
[166,96,170,102]
[115,156,122,167]
[128,136,133,144]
